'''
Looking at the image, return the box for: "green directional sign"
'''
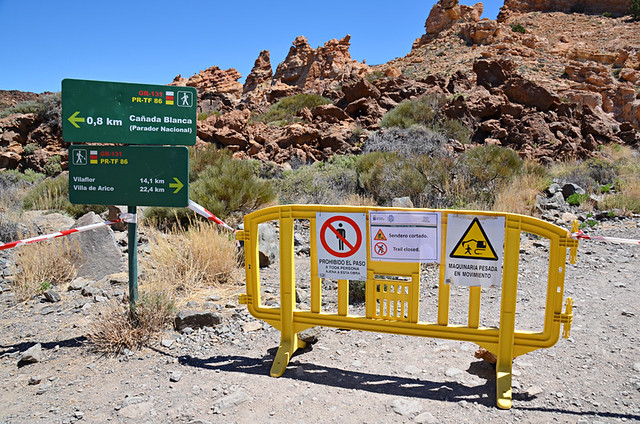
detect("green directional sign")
[68,145,188,207]
[62,79,197,145]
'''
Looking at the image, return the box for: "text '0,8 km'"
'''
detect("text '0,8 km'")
[62,79,197,145]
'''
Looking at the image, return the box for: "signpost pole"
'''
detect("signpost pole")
[127,205,139,313]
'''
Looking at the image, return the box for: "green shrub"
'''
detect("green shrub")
[355,152,428,205]
[630,0,640,20]
[190,158,275,223]
[277,155,358,204]
[511,23,526,34]
[0,100,42,118]
[0,93,61,127]
[380,95,442,129]
[567,193,589,206]
[23,143,38,155]
[379,95,470,143]
[254,94,332,125]
[43,155,62,176]
[602,11,613,17]
[197,110,221,121]
[456,145,523,205]
[22,174,106,218]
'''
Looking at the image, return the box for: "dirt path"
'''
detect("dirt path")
[1,218,639,423]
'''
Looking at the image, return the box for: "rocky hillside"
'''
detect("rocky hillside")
[0,0,639,173]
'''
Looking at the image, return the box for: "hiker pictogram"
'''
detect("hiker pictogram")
[374,242,387,255]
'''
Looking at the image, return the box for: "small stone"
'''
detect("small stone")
[404,365,421,375]
[161,339,174,348]
[18,343,43,366]
[169,371,182,382]
[445,367,463,377]
[68,277,91,291]
[526,385,544,397]
[43,290,61,303]
[28,375,42,385]
[414,411,437,424]
[633,363,640,372]
[242,321,262,333]
[36,382,51,395]
[211,389,250,413]
[390,399,420,416]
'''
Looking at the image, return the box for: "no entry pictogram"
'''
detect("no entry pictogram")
[374,242,387,255]
[319,215,362,258]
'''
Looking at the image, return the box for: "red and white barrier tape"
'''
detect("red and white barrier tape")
[570,230,640,246]
[0,201,236,252]
[0,213,135,251]
[187,200,236,233]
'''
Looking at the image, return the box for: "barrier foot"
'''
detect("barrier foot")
[270,335,307,378]
[496,370,513,409]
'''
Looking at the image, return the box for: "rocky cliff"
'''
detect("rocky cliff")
[0,0,639,173]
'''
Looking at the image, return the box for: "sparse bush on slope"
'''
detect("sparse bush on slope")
[253,93,332,125]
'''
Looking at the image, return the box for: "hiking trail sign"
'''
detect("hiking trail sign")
[68,145,188,207]
[62,79,196,145]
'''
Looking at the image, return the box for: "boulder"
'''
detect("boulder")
[312,104,352,124]
[174,310,222,331]
[72,212,125,280]
[342,79,381,103]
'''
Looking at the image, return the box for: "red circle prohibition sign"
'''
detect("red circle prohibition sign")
[374,242,387,255]
[319,215,362,258]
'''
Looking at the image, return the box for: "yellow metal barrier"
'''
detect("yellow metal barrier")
[235,205,579,409]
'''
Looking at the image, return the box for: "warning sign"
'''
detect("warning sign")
[369,211,440,263]
[445,215,505,287]
[374,229,387,241]
[449,218,499,260]
[316,212,367,280]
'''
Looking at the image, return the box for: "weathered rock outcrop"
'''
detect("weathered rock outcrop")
[171,66,243,113]
[271,35,369,90]
[414,0,484,47]
[499,0,632,20]
[243,50,273,95]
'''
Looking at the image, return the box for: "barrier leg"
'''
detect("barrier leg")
[495,222,520,409]
[270,216,306,377]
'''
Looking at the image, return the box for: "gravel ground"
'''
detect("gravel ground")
[0,217,639,423]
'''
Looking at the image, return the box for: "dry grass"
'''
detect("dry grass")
[140,220,241,305]
[12,238,80,302]
[87,292,175,354]
[492,172,548,216]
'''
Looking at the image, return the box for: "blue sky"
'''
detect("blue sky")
[0,0,503,94]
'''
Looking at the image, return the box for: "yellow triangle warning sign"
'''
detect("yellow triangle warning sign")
[374,229,387,241]
[449,218,498,260]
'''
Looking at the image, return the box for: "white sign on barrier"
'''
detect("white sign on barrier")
[369,211,440,263]
[316,212,367,280]
[445,215,505,287]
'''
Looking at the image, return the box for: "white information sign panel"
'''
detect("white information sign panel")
[444,214,505,287]
[316,212,367,280]
[369,211,441,263]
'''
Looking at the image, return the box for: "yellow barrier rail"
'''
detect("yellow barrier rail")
[236,205,579,409]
